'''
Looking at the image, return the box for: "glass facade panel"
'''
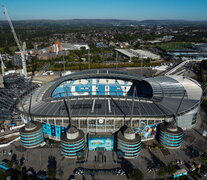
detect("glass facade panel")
[49,119,54,125]
[106,119,114,129]
[42,119,47,123]
[132,120,139,128]
[140,120,147,127]
[89,120,96,129]
[80,119,87,128]
[148,120,154,125]
[73,120,79,127]
[56,119,62,126]
[115,120,123,129]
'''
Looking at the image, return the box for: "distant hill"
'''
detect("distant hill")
[139,19,207,26]
[1,19,207,28]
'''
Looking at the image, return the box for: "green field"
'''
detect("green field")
[0,46,18,53]
[9,46,18,52]
[156,42,193,50]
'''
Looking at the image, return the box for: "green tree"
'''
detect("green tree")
[167,163,176,174]
[47,167,56,178]
[47,156,57,178]
[129,168,144,180]
[132,57,140,63]
[157,166,168,177]
[3,47,11,54]
[200,153,207,164]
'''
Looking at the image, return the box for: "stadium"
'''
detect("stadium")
[18,69,202,157]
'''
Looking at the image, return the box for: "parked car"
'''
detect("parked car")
[201,172,207,177]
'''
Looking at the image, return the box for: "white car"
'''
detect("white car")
[42,71,54,76]
[190,164,196,171]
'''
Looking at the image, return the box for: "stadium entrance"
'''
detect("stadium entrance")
[87,133,116,164]
[88,133,114,151]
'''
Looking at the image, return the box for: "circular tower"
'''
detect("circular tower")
[117,127,141,158]
[61,126,85,158]
[158,123,183,149]
[19,121,44,148]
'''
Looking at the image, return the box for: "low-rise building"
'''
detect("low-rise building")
[62,43,89,50]
[116,48,160,61]
[37,51,69,60]
[12,55,31,67]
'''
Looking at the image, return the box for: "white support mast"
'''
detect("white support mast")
[2,5,27,77]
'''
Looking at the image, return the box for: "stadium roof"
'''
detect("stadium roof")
[19,69,202,118]
[29,96,199,118]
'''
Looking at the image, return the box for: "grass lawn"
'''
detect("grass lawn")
[9,46,18,52]
[156,42,193,50]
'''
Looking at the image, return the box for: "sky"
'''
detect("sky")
[0,0,207,21]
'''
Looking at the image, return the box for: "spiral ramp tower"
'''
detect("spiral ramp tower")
[117,127,141,158]
[157,123,183,149]
[61,126,85,158]
[19,121,44,148]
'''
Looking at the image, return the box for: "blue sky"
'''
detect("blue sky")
[0,0,206,21]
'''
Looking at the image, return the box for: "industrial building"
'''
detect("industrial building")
[116,49,160,61]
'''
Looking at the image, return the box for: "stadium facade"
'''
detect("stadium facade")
[18,69,202,157]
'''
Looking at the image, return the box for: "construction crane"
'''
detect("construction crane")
[22,41,28,62]
[0,53,6,76]
[2,5,27,77]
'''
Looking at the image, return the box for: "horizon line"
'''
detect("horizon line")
[0,18,207,22]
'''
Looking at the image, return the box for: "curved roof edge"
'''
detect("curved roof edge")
[167,75,202,100]
[31,69,202,105]
[144,75,202,101]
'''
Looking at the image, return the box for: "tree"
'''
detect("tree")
[132,57,140,63]
[3,47,11,54]
[129,168,144,180]
[167,163,176,175]
[47,156,57,178]
[134,42,140,49]
[47,167,56,178]
[157,166,168,177]
[5,61,14,69]
[157,163,176,177]
[200,153,207,164]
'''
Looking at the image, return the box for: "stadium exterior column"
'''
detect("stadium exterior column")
[105,119,106,132]
[87,119,89,133]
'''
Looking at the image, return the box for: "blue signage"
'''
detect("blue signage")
[52,78,132,98]
[42,123,67,137]
[88,137,114,151]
